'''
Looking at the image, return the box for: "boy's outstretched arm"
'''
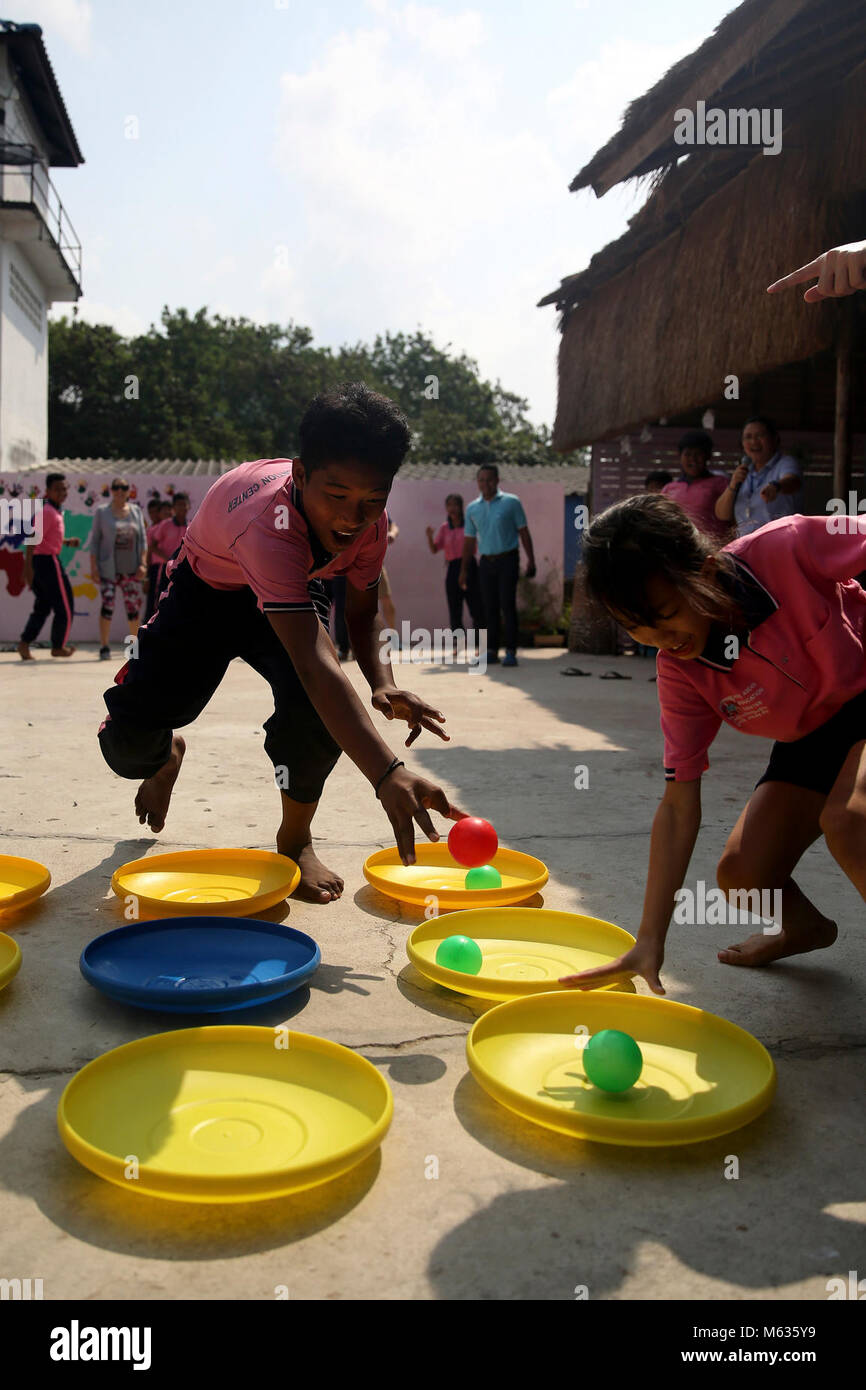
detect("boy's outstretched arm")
[559,778,702,995]
[267,606,463,864]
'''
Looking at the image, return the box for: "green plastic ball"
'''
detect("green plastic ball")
[583,1029,643,1092]
[464,864,503,891]
[435,934,483,974]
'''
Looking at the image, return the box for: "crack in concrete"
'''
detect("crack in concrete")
[766,1035,866,1059]
[353,1032,467,1050]
[2,1064,85,1077]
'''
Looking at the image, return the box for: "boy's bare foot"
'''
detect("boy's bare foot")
[17,641,34,661]
[278,838,344,904]
[718,917,837,968]
[134,735,186,833]
[51,644,76,657]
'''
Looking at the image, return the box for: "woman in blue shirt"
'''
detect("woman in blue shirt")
[714,416,802,537]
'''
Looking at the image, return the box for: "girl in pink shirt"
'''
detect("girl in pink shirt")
[561,493,866,995]
[425,494,483,634]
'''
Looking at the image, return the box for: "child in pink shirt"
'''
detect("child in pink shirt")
[98,384,464,902]
[144,493,190,621]
[425,493,483,633]
[561,493,866,994]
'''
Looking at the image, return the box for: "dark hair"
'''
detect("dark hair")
[583,494,740,630]
[173,491,189,504]
[298,382,410,477]
[445,492,464,529]
[742,416,779,445]
[644,468,673,488]
[677,429,713,460]
[478,464,499,480]
[45,472,66,489]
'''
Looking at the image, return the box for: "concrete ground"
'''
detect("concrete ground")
[1,642,864,1301]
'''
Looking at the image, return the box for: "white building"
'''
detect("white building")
[0,20,82,471]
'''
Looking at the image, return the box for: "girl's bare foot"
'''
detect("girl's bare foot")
[277,837,344,904]
[17,641,34,661]
[51,645,76,657]
[718,917,837,968]
[134,735,186,833]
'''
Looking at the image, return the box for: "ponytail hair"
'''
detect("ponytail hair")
[583,494,741,630]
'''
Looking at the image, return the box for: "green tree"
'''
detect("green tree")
[48,310,578,468]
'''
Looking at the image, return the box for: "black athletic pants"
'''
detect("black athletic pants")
[20,553,74,649]
[478,548,519,654]
[98,558,341,803]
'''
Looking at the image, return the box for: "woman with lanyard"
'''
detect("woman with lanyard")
[714,416,802,537]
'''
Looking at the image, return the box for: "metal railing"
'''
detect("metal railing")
[0,159,82,286]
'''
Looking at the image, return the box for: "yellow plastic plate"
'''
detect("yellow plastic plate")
[0,932,22,991]
[0,855,51,913]
[467,991,775,1147]
[111,849,301,916]
[58,1026,393,1202]
[407,907,636,1000]
[364,843,548,910]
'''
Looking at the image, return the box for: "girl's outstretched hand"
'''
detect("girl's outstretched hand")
[767,241,866,302]
[559,942,666,996]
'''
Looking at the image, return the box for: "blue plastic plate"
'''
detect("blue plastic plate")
[80,917,321,1013]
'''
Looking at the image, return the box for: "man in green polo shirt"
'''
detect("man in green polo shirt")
[459,464,536,668]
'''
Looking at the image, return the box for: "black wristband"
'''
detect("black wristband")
[375,758,404,798]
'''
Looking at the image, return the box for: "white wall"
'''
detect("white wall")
[0,45,51,469]
[0,470,569,644]
[0,240,47,469]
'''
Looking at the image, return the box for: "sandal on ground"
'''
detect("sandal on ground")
[560,667,591,676]
[599,670,632,680]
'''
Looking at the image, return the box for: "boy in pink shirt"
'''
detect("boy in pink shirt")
[560,494,866,993]
[98,384,464,902]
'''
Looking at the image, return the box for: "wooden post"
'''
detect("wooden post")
[833,301,854,500]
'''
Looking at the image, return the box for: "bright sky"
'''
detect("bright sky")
[30,0,735,428]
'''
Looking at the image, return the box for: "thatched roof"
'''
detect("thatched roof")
[570,0,818,197]
[541,0,866,449]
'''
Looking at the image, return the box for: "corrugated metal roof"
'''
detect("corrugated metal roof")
[0,20,84,167]
[5,457,590,488]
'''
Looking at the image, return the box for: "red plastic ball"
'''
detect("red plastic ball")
[448,817,498,868]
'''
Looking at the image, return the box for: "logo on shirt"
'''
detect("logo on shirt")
[719,683,769,725]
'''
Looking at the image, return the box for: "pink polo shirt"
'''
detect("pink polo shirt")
[662,473,731,542]
[148,516,188,563]
[433,522,465,562]
[658,515,866,781]
[174,458,388,612]
[32,500,65,555]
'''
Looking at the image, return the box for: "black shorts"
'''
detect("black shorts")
[756,688,866,796]
[98,557,341,802]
